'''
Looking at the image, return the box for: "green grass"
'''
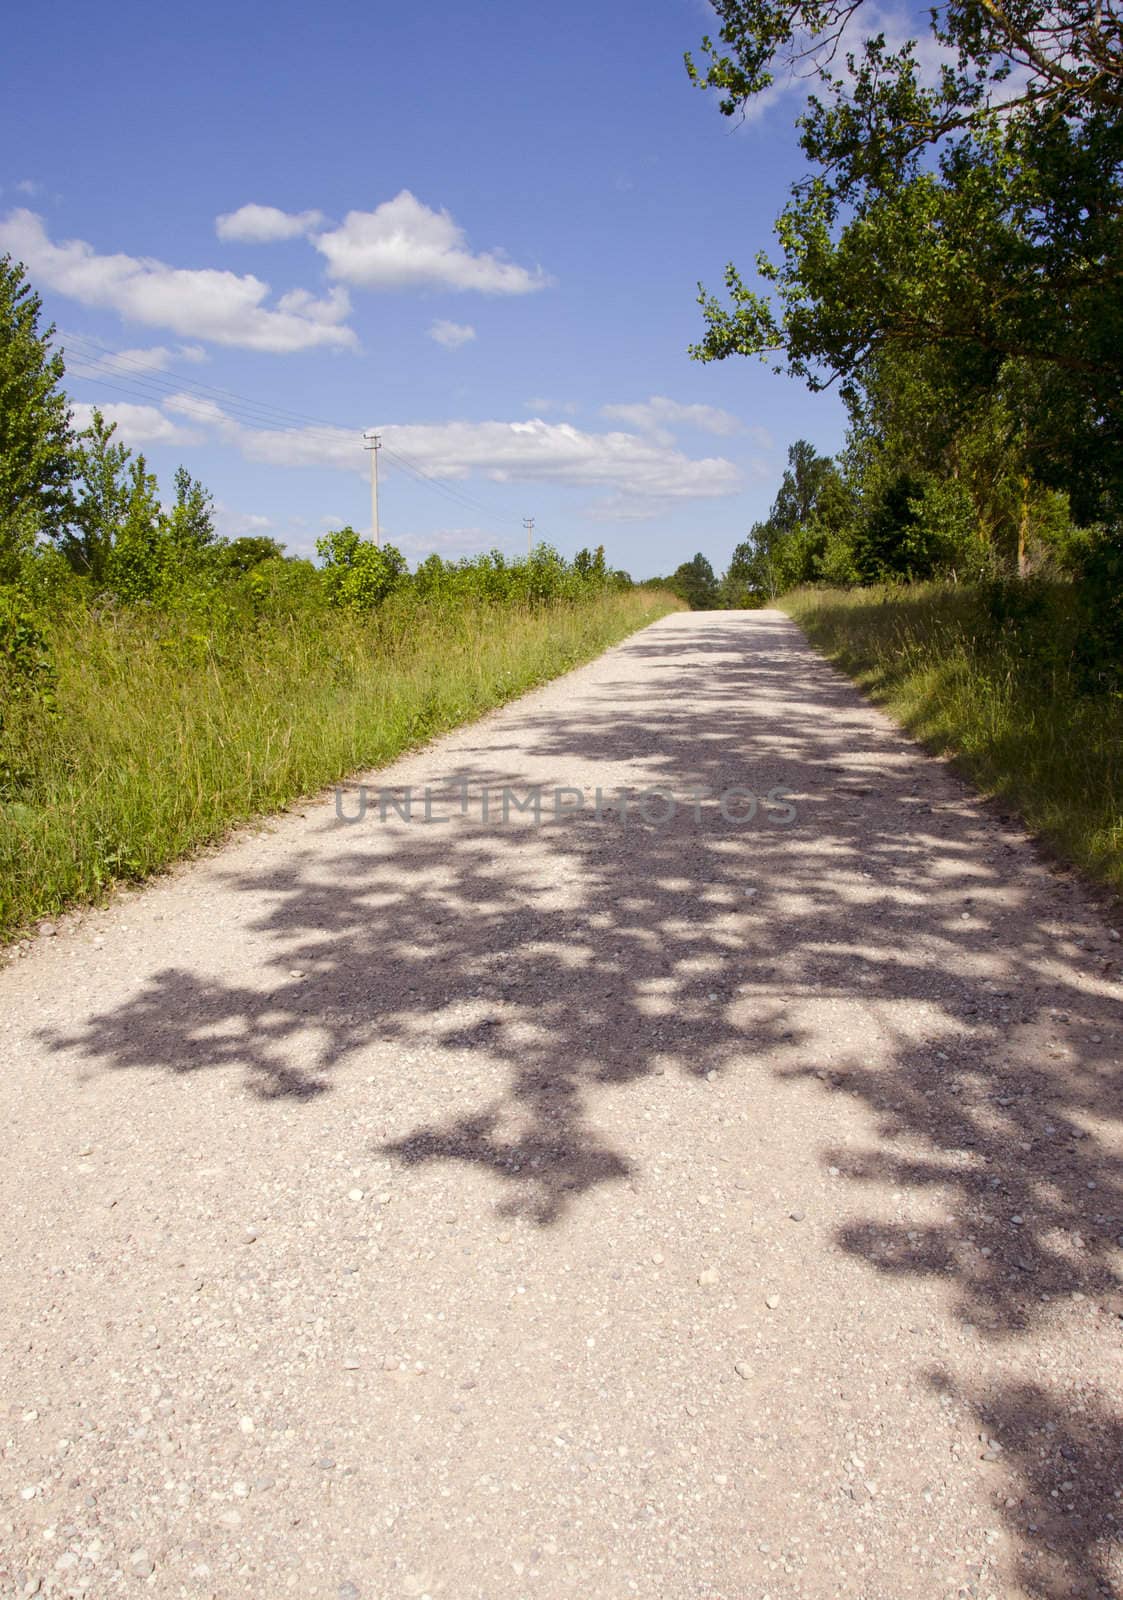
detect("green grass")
[0,588,678,938]
[782,582,1123,895]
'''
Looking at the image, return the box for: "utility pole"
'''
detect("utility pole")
[363,431,381,546]
[523,516,535,556]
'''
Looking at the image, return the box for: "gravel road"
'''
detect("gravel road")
[1,609,1120,1600]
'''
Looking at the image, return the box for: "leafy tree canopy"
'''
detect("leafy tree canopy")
[672,551,721,609]
[687,0,1123,515]
[0,255,75,577]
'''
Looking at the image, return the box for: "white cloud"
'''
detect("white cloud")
[429,318,477,349]
[395,526,511,559]
[601,396,745,438]
[70,400,200,448]
[0,210,356,353]
[215,204,325,243]
[313,191,550,294]
[156,399,742,509]
[15,179,42,196]
[214,504,275,538]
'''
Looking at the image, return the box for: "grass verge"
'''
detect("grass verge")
[0,588,678,938]
[782,583,1123,895]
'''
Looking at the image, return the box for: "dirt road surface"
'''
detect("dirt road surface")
[1,610,1120,1600]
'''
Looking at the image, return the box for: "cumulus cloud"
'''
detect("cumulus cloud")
[70,400,200,447]
[429,319,476,349]
[154,399,741,508]
[601,396,745,438]
[215,204,325,243]
[0,210,356,353]
[313,191,550,294]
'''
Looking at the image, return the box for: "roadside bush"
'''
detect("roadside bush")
[0,586,56,798]
[316,527,410,611]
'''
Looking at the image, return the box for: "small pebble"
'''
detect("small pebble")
[698,1268,719,1287]
[765,1293,780,1310]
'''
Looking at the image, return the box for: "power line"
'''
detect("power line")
[59,331,511,528]
[61,333,498,517]
[58,331,357,437]
[379,442,493,520]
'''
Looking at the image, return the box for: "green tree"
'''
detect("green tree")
[218,535,286,576]
[316,526,407,610]
[106,456,167,602]
[671,552,720,609]
[686,0,1123,522]
[770,440,836,534]
[0,256,76,579]
[721,440,846,600]
[64,409,130,584]
[575,544,608,582]
[166,465,216,559]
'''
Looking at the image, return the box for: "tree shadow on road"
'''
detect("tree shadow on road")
[44,612,1122,1597]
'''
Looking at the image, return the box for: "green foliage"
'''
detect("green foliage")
[784,582,1123,891]
[0,586,56,799]
[105,454,167,603]
[849,472,991,584]
[721,440,845,600]
[0,257,76,581]
[166,465,216,558]
[1074,525,1123,691]
[688,0,1123,524]
[667,552,720,609]
[0,586,677,935]
[218,535,287,576]
[574,544,607,581]
[0,257,672,932]
[316,526,409,610]
[63,408,130,584]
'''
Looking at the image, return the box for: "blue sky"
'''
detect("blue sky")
[0,0,849,576]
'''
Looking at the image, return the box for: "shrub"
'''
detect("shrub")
[316,528,409,610]
[0,586,56,797]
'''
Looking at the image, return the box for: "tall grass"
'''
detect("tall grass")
[0,588,677,937]
[783,583,1123,894]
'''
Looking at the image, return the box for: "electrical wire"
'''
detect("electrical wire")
[59,330,504,522]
